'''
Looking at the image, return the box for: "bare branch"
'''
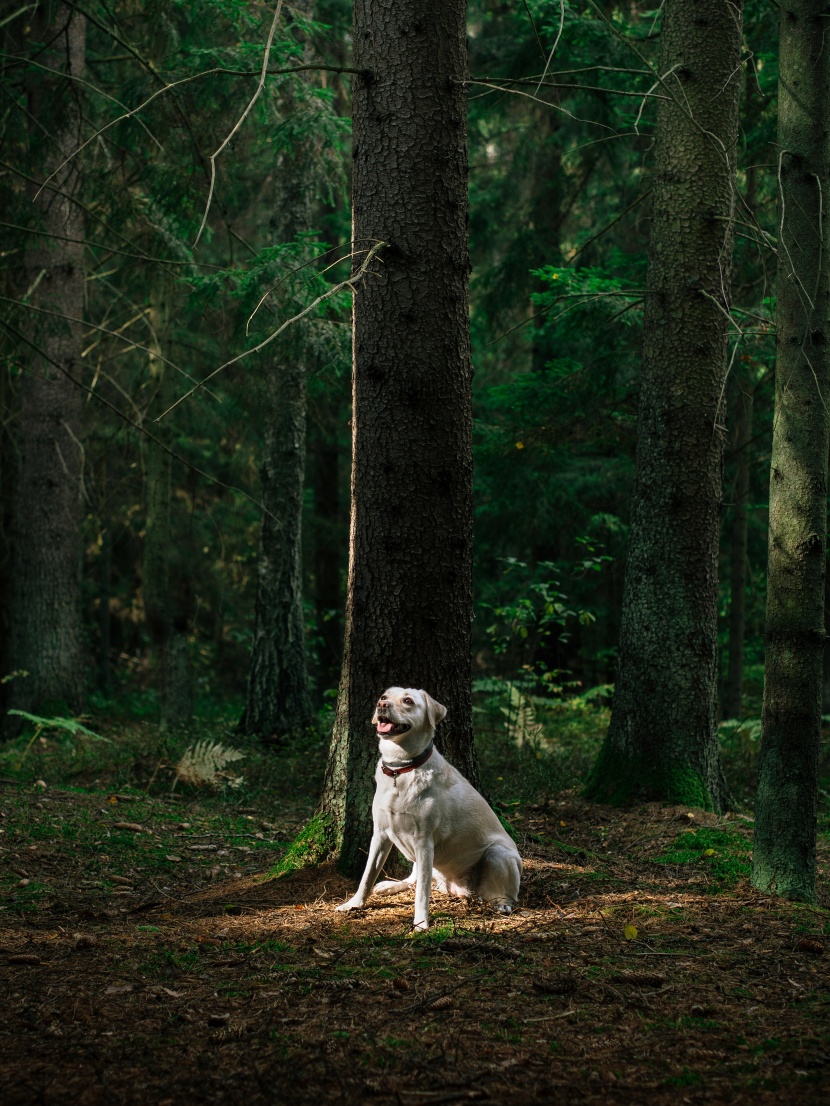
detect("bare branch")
[535,0,566,97]
[0,51,162,150]
[0,220,220,268]
[0,317,277,523]
[193,0,284,246]
[156,240,387,422]
[0,294,210,394]
[463,80,618,131]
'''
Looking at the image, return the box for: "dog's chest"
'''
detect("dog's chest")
[375,769,432,825]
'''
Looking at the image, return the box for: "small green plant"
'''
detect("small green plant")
[5,709,108,766]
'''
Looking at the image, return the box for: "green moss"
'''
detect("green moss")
[584,743,712,809]
[263,812,333,880]
[655,827,751,887]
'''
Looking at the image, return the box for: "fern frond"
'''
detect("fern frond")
[175,740,245,787]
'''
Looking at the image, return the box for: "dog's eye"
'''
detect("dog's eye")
[403,697,413,706]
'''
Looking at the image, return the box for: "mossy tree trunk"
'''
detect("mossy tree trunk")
[723,373,754,720]
[585,0,744,810]
[9,5,87,717]
[752,1,830,903]
[317,0,477,877]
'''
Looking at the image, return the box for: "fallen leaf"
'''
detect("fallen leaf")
[623,924,638,941]
[112,823,144,833]
[160,987,185,998]
[105,984,133,994]
[165,855,182,862]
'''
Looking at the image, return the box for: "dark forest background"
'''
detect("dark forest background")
[0,0,815,819]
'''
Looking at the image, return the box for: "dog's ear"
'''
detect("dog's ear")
[422,691,447,728]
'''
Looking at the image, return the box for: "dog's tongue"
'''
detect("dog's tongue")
[376,721,394,735]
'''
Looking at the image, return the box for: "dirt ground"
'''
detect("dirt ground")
[1,780,828,1106]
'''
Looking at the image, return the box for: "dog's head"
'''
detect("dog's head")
[372,687,447,741]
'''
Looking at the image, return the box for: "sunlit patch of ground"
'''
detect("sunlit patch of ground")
[1,783,828,1105]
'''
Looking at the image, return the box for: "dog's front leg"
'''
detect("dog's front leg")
[336,832,392,912]
[412,840,435,931]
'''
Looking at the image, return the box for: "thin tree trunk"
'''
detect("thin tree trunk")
[752,2,830,903]
[586,0,744,811]
[310,420,343,693]
[238,358,313,739]
[317,0,476,877]
[723,376,754,720]
[98,468,113,696]
[10,6,86,717]
[238,3,317,741]
[143,286,193,730]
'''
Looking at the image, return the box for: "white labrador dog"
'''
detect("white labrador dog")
[336,686,522,930]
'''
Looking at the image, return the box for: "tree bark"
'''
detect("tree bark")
[752,1,830,903]
[585,0,744,810]
[237,9,316,741]
[723,374,754,720]
[9,5,87,717]
[317,0,477,877]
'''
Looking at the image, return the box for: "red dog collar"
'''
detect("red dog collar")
[381,742,434,779]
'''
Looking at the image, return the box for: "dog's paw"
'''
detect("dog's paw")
[373,880,407,897]
[494,902,513,915]
[335,898,363,913]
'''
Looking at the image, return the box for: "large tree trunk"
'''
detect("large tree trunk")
[723,374,754,720]
[317,0,477,877]
[9,6,87,717]
[585,0,744,811]
[752,2,830,904]
[237,7,316,741]
[143,287,193,731]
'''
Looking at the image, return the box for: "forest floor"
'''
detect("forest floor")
[1,757,829,1106]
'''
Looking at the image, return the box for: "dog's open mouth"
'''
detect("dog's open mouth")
[376,716,411,737]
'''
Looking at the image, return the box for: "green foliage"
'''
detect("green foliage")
[6,710,105,741]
